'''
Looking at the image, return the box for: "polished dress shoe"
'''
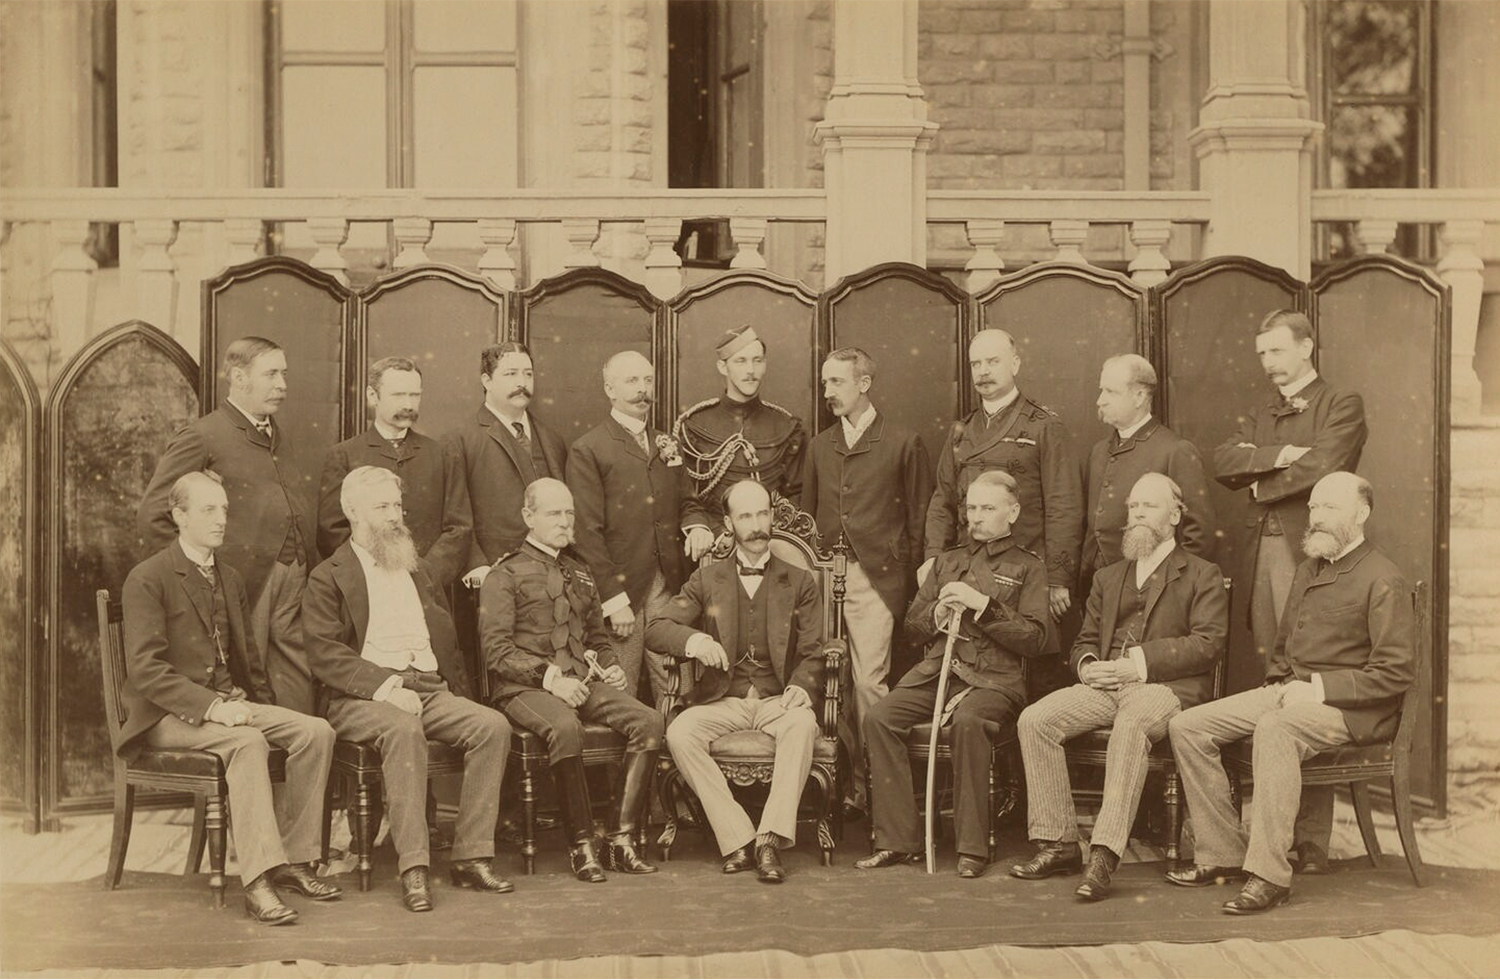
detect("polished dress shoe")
[569,840,608,883]
[450,858,514,893]
[854,849,919,870]
[956,854,987,879]
[604,836,658,875]
[1074,846,1119,901]
[1223,874,1291,915]
[400,866,434,912]
[1292,841,1332,876]
[721,845,755,874]
[756,842,786,884]
[1009,840,1083,880]
[1164,864,1246,887]
[243,873,298,926]
[271,862,342,901]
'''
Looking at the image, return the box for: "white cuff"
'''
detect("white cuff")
[1311,672,1326,703]
[1076,653,1098,680]
[543,664,562,691]
[685,633,712,658]
[682,523,711,535]
[1128,646,1147,682]
[373,675,402,701]
[205,697,223,722]
[600,592,631,618]
[1250,480,1261,501]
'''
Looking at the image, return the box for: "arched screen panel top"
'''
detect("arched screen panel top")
[1311,254,1449,815]
[1155,256,1305,698]
[821,262,969,480]
[201,257,353,520]
[0,341,41,831]
[42,321,200,824]
[669,269,818,430]
[512,267,661,447]
[975,261,1148,455]
[357,265,507,442]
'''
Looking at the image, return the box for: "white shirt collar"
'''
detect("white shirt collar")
[228,397,270,428]
[610,408,648,435]
[486,403,530,436]
[1116,413,1153,441]
[178,538,214,567]
[734,547,771,570]
[840,402,877,446]
[349,538,382,571]
[1279,368,1319,399]
[980,387,1020,417]
[526,535,559,559]
[1134,538,1177,586]
[1332,534,1365,562]
[373,419,408,442]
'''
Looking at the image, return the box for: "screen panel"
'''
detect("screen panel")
[0,342,39,829]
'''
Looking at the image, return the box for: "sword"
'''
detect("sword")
[925,605,967,875]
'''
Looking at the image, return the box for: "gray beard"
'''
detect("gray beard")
[368,523,420,573]
[1121,522,1170,562]
[1302,525,1353,560]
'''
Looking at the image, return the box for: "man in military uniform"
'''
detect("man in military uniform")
[478,477,664,883]
[672,324,806,524]
[858,471,1056,878]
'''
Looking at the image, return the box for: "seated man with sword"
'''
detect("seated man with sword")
[857,470,1056,878]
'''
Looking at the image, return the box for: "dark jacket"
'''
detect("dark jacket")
[116,543,274,754]
[138,402,317,605]
[301,543,473,705]
[645,554,825,708]
[801,412,932,618]
[1266,540,1415,745]
[1069,548,1227,709]
[444,406,568,571]
[673,395,807,524]
[566,415,708,611]
[317,426,472,590]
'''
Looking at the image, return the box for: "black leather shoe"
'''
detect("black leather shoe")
[272,862,342,901]
[1075,846,1119,901]
[756,842,786,884]
[722,845,755,874]
[243,873,298,925]
[450,858,514,893]
[1223,874,1291,915]
[400,866,433,912]
[1292,841,1332,876]
[854,849,920,870]
[569,840,608,883]
[1009,840,1083,880]
[841,801,867,824]
[957,854,987,879]
[1164,863,1247,887]
[604,836,658,875]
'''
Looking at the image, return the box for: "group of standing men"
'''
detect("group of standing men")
[115,305,1410,924]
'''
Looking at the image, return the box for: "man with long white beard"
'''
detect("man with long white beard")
[1011,473,1227,900]
[1167,471,1415,915]
[303,466,514,912]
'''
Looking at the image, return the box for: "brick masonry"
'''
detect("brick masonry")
[1447,425,1500,791]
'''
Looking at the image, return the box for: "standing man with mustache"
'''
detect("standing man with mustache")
[140,336,319,714]
[1011,473,1226,901]
[802,347,932,820]
[673,324,807,525]
[566,351,714,701]
[1167,472,1413,915]
[318,357,473,591]
[446,342,568,590]
[1212,310,1367,874]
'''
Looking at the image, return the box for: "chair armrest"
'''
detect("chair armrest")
[656,658,695,724]
[819,638,847,739]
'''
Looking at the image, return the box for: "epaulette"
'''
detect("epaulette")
[493,550,524,567]
[1023,398,1060,419]
[762,399,798,421]
[1015,545,1043,562]
[671,398,720,441]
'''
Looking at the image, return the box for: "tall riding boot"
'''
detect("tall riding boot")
[553,758,606,883]
[604,750,659,874]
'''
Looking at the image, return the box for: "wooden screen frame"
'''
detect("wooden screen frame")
[0,341,42,833]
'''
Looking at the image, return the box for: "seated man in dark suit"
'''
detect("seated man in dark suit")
[303,466,514,912]
[645,479,826,884]
[1011,473,1227,900]
[1168,472,1415,914]
[119,471,339,926]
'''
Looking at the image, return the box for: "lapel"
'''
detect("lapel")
[534,413,566,477]
[959,394,1025,460]
[765,557,794,678]
[1307,538,1370,591]
[708,559,740,652]
[836,411,885,459]
[1110,418,1159,457]
[1142,548,1186,625]
[170,544,217,637]
[364,426,402,463]
[477,405,530,477]
[1269,375,1327,420]
[329,544,372,651]
[223,400,273,450]
[1097,560,1124,648]
[607,413,650,462]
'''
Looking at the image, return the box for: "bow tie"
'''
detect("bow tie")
[736,564,765,577]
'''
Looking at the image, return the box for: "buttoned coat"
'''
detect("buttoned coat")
[444,406,568,570]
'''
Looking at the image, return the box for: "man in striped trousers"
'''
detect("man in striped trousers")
[1010,473,1228,900]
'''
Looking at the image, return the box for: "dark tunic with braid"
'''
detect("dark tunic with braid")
[672,394,806,523]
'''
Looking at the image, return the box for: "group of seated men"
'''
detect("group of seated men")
[115,312,1415,926]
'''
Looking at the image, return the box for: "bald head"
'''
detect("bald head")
[722,479,774,558]
[602,350,655,420]
[723,479,771,516]
[968,329,1020,403]
[1121,472,1183,559]
[1303,471,1372,560]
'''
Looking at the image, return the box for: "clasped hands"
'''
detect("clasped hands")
[686,635,811,709]
[1078,657,1143,691]
[931,581,988,628]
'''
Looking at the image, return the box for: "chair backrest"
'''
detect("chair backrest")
[1390,580,1428,755]
[95,589,128,742]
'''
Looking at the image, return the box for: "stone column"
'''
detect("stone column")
[1187,0,1321,278]
[813,0,937,284]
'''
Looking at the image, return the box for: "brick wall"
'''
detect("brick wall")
[1448,425,1500,794]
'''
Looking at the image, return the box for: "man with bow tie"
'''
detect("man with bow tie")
[566,350,714,701]
[480,478,664,882]
[645,479,827,883]
[1167,472,1413,914]
[1212,310,1368,874]
[139,336,319,714]
[318,357,472,591]
[119,471,339,925]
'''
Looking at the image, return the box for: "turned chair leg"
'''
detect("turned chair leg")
[205,793,228,909]
[987,753,998,864]
[520,768,537,876]
[1164,771,1184,863]
[185,795,208,875]
[105,779,135,891]
[1350,780,1383,867]
[353,779,376,892]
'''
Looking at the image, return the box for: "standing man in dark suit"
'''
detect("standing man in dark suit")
[139,336,318,714]
[1213,310,1367,872]
[446,342,567,591]
[802,346,932,818]
[646,479,827,884]
[1168,472,1413,913]
[1011,473,1227,901]
[303,466,514,912]
[318,356,472,591]
[860,471,1056,878]
[120,471,339,925]
[567,350,714,700]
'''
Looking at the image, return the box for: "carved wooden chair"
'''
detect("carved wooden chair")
[97,590,286,908]
[654,496,850,865]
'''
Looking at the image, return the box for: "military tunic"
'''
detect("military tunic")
[672,394,806,522]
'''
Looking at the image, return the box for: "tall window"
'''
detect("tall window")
[87,0,118,267]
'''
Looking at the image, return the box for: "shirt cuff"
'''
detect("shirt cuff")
[685,632,713,659]
[600,591,630,618]
[1076,653,1098,679]
[1128,646,1148,682]
[682,523,711,535]
[1311,672,1326,703]
[1250,479,1260,501]
[543,664,562,691]
[205,697,223,722]
[373,675,402,702]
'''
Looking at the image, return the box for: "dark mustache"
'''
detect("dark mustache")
[509,386,532,399]
[630,394,653,404]
[743,531,771,542]
[392,409,418,421]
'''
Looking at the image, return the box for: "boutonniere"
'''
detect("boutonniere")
[656,433,683,467]
[1287,396,1309,414]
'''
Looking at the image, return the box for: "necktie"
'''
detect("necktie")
[253,420,272,440]
[512,421,531,453]
[737,564,764,577]
[389,438,404,454]
[634,428,651,456]
[197,562,217,587]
